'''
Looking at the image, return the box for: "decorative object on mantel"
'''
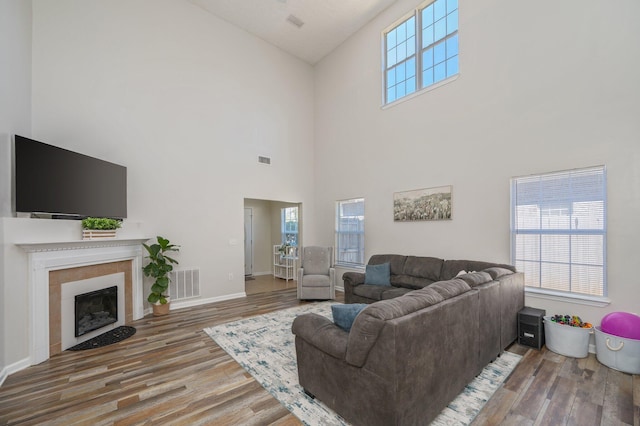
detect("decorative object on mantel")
[143,236,180,316]
[393,185,452,222]
[81,217,122,240]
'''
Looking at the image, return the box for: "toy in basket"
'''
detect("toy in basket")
[543,315,593,358]
[594,312,640,374]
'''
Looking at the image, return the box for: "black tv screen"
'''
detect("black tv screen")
[15,135,127,219]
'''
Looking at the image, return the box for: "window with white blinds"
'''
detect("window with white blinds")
[335,198,365,267]
[510,166,607,297]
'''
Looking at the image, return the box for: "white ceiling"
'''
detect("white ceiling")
[187,0,397,64]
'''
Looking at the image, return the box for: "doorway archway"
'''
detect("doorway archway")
[243,198,302,294]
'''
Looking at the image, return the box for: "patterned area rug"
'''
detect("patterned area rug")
[204,302,521,426]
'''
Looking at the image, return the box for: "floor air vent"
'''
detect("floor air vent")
[169,269,200,300]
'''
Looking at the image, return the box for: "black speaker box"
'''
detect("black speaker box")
[518,307,546,349]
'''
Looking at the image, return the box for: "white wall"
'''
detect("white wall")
[0,0,32,380]
[0,0,315,367]
[314,0,640,323]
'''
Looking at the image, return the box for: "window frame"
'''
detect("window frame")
[281,206,298,247]
[335,198,365,268]
[382,0,459,106]
[510,166,609,306]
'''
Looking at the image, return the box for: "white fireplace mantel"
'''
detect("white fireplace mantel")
[18,238,149,364]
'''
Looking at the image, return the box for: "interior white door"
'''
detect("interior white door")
[244,208,253,276]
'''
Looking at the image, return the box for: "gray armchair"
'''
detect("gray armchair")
[297,246,336,300]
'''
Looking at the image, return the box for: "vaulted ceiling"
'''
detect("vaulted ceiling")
[187,0,397,64]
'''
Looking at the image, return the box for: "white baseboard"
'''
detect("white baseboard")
[171,292,246,310]
[143,292,248,316]
[0,357,32,387]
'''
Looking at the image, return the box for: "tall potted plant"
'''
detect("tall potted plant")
[142,236,179,316]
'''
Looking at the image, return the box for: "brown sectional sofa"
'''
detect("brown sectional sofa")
[343,254,517,304]
[291,254,524,426]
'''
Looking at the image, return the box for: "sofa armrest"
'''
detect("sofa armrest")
[342,271,365,292]
[292,313,348,360]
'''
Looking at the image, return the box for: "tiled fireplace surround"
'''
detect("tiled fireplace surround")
[19,239,148,364]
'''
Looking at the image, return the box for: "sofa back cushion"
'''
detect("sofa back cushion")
[427,279,472,299]
[456,271,493,288]
[368,254,407,276]
[483,267,515,280]
[440,259,516,280]
[402,256,444,281]
[346,287,445,367]
[390,274,435,290]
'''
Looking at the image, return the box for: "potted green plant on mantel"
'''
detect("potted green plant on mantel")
[81,217,122,240]
[142,236,179,316]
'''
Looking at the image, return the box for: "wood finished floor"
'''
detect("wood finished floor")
[1,287,638,426]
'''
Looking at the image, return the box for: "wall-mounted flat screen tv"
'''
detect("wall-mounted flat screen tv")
[15,135,127,219]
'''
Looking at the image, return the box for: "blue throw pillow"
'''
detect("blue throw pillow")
[364,262,391,286]
[331,303,367,332]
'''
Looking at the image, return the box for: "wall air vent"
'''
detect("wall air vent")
[169,269,200,300]
[258,156,271,165]
[286,14,305,28]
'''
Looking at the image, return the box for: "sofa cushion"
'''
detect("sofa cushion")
[365,263,391,286]
[331,303,368,332]
[391,274,435,290]
[441,260,515,280]
[457,271,493,288]
[368,254,407,276]
[428,279,472,299]
[346,287,445,367]
[380,287,413,299]
[354,284,388,301]
[301,274,331,287]
[483,267,514,279]
[402,256,444,281]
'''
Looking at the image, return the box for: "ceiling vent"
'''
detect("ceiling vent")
[286,14,305,28]
[258,156,271,165]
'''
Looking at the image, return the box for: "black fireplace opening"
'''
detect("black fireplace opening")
[75,286,118,337]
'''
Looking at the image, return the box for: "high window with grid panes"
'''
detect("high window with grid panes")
[384,0,458,104]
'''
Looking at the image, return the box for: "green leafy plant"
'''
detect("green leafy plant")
[142,236,179,305]
[81,217,122,230]
[278,242,292,256]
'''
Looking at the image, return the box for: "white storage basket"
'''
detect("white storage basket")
[594,326,640,375]
[543,316,592,358]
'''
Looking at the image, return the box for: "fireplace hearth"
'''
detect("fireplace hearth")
[75,286,118,337]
